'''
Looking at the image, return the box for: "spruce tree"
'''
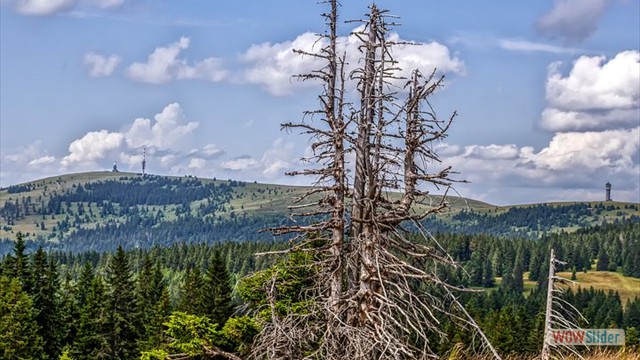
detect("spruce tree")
[482,258,495,288]
[104,246,140,360]
[137,260,170,352]
[179,266,205,315]
[0,276,44,359]
[596,247,609,271]
[71,263,107,360]
[32,248,62,359]
[73,272,108,360]
[4,232,33,291]
[59,272,79,351]
[512,245,525,293]
[203,251,234,327]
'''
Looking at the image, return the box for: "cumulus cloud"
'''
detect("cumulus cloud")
[439,50,640,204]
[84,52,121,77]
[61,130,124,166]
[240,27,464,96]
[124,102,199,149]
[462,144,520,160]
[541,51,639,132]
[526,128,639,171]
[127,37,226,84]
[441,128,640,203]
[5,0,125,16]
[57,103,221,175]
[536,0,613,43]
[221,156,259,171]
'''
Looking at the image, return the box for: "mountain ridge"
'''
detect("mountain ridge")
[1,172,638,254]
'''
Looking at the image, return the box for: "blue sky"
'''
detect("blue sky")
[1,0,638,205]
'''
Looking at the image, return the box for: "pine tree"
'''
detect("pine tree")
[596,247,609,271]
[137,259,170,352]
[59,272,79,351]
[73,272,108,360]
[104,246,140,360]
[3,232,33,291]
[512,245,525,293]
[0,276,44,359]
[203,251,234,327]
[179,266,205,315]
[482,258,495,288]
[32,248,62,359]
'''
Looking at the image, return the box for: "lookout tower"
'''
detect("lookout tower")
[605,182,612,201]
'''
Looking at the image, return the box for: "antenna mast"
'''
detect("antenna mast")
[142,146,147,177]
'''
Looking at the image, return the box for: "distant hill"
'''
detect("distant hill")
[1,171,638,254]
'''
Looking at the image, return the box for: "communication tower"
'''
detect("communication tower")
[142,146,147,177]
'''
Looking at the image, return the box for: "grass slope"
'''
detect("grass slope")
[1,171,638,242]
[556,270,640,305]
[0,171,493,240]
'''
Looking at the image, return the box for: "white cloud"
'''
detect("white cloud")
[536,0,613,43]
[261,138,295,177]
[125,102,199,150]
[541,108,638,132]
[6,0,125,16]
[188,157,206,170]
[442,127,640,203]
[541,51,640,132]
[127,37,226,84]
[221,156,259,171]
[497,39,581,54]
[84,52,121,77]
[462,144,520,160]
[525,128,640,171]
[10,0,75,15]
[240,28,464,96]
[57,102,216,176]
[0,142,60,187]
[28,155,56,166]
[189,144,224,158]
[61,130,124,166]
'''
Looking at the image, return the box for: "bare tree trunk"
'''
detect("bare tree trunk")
[541,249,555,360]
[254,2,500,359]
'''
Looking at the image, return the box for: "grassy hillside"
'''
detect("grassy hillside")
[556,270,640,305]
[1,171,638,246]
[0,171,493,242]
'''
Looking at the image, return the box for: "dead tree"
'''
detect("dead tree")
[541,249,586,360]
[251,2,500,359]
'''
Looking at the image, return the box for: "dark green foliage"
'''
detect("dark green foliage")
[179,266,206,316]
[0,276,44,359]
[596,246,610,271]
[73,267,108,360]
[2,232,33,291]
[137,255,170,352]
[203,251,234,327]
[1,222,639,358]
[482,258,495,288]
[104,246,140,360]
[31,248,62,359]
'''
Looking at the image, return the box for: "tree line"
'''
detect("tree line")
[1,221,639,359]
